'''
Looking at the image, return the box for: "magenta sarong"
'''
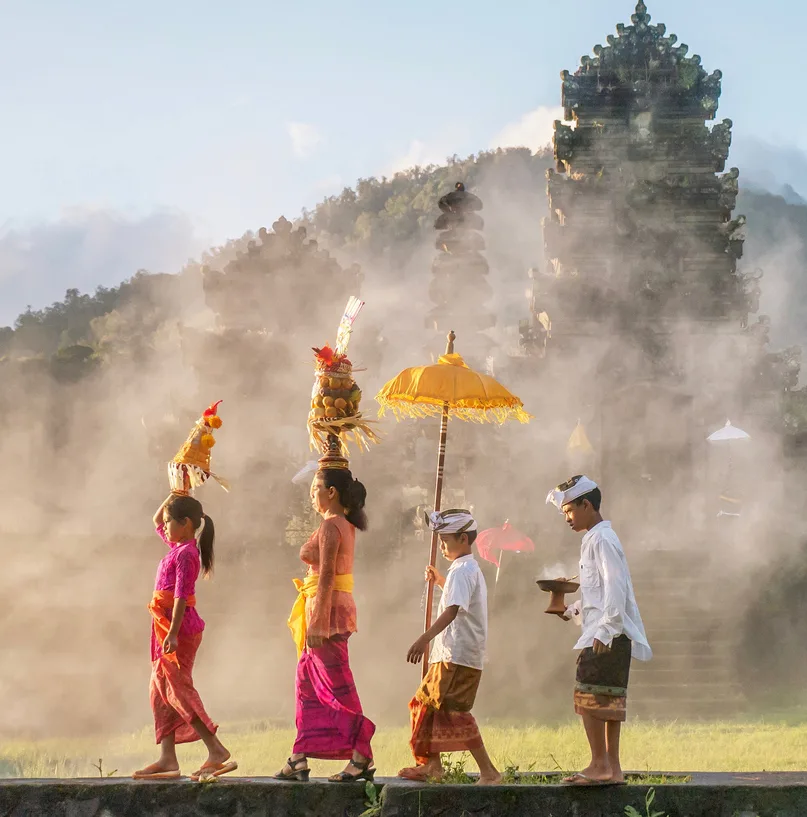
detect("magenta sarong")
[292,634,375,760]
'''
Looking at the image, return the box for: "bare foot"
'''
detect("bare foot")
[476,772,503,786]
[398,763,443,782]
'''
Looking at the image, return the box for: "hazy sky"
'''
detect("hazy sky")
[0,0,803,320]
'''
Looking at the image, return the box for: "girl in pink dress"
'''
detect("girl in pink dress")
[132,493,237,781]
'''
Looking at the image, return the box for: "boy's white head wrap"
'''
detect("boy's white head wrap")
[427,509,478,534]
[546,475,599,512]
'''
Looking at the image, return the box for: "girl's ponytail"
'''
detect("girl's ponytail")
[198,513,215,577]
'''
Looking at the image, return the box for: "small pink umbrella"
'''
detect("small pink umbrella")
[476,521,535,597]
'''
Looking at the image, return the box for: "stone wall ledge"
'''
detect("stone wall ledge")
[1,773,807,817]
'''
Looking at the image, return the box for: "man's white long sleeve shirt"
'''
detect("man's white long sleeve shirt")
[566,521,651,661]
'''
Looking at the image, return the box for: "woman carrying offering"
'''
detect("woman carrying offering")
[277,458,376,783]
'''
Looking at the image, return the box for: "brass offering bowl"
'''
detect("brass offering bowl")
[536,578,580,617]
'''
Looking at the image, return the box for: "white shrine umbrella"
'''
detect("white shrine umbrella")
[707,420,751,442]
[707,420,750,517]
[292,461,319,485]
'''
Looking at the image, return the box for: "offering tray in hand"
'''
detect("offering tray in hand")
[536,577,580,617]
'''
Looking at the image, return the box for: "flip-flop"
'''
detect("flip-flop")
[191,760,238,781]
[397,766,441,782]
[132,769,182,780]
[562,772,620,786]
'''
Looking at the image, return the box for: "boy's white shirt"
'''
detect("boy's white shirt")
[565,521,652,661]
[429,553,488,670]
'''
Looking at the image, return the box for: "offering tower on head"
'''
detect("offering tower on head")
[307,297,380,468]
[167,400,230,495]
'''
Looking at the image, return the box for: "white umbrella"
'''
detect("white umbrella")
[707,419,750,442]
[707,420,750,517]
[292,461,319,485]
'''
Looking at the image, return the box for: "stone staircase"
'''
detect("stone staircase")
[629,550,746,719]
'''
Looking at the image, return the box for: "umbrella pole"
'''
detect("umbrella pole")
[493,549,504,603]
[422,400,450,678]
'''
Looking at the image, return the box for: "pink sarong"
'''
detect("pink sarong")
[292,634,375,760]
[150,631,218,745]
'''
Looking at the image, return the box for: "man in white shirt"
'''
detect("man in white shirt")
[398,509,501,785]
[546,475,652,787]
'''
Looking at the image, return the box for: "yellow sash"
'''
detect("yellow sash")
[287,573,354,657]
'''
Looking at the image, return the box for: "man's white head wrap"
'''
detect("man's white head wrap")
[427,508,478,534]
[546,475,599,512]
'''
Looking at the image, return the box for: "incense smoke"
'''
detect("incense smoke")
[0,137,805,745]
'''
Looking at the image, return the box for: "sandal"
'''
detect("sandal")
[274,756,310,783]
[190,760,238,781]
[562,772,621,786]
[132,769,181,780]
[329,757,375,783]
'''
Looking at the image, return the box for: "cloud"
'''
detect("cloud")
[490,105,564,152]
[0,208,206,326]
[730,135,807,201]
[384,140,449,176]
[285,122,324,159]
[313,174,343,195]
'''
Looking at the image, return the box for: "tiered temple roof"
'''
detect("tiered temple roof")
[540,1,750,327]
[202,216,362,333]
[427,183,494,344]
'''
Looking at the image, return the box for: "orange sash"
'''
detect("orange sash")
[149,590,196,668]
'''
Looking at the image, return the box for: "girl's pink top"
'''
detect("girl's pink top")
[300,515,357,639]
[151,523,205,660]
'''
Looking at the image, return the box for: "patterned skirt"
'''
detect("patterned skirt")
[409,662,483,764]
[150,631,218,744]
[574,634,632,722]
[293,634,375,760]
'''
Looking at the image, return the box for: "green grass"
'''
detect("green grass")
[0,719,804,779]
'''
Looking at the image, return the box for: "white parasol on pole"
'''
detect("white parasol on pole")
[707,420,751,443]
[707,420,750,517]
[292,461,319,485]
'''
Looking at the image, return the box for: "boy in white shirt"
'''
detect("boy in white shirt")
[398,509,501,785]
[546,475,652,787]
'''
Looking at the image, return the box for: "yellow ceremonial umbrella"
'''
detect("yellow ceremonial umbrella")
[376,331,530,675]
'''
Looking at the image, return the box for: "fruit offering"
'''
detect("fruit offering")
[308,345,363,427]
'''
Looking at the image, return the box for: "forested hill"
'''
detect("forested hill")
[2,147,806,362]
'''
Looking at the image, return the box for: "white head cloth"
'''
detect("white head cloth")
[546,475,599,512]
[427,509,478,534]
[194,517,206,552]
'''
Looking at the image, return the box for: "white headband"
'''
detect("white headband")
[194,517,206,551]
[427,509,478,534]
[546,475,599,512]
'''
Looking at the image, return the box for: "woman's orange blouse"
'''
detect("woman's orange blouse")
[300,515,357,638]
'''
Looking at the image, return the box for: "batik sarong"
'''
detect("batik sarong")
[150,630,218,744]
[293,634,375,760]
[409,661,483,764]
[574,634,631,722]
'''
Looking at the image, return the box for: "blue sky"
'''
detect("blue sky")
[0,0,804,322]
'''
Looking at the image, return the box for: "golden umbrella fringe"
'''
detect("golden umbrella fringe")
[377,398,531,425]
